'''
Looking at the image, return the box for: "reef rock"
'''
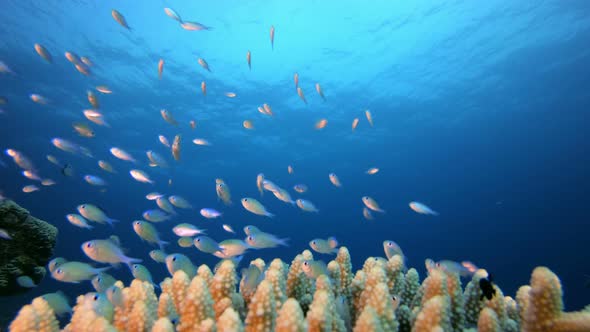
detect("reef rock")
[0,199,57,295]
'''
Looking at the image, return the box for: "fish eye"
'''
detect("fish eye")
[133,264,139,269]
[248,236,253,241]
[56,269,63,274]
[392,295,397,301]
[196,238,201,242]
[81,205,86,208]
[93,295,99,301]
[97,277,102,282]
[244,198,248,202]
[86,242,93,248]
[312,241,316,245]
[172,256,177,262]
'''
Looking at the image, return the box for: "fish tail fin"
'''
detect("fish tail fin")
[266,212,275,218]
[431,210,439,216]
[125,257,142,268]
[278,238,289,247]
[107,218,119,227]
[96,266,111,274]
[158,241,169,251]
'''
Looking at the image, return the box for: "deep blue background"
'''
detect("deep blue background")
[0,0,589,326]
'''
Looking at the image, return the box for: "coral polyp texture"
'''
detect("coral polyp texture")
[8,249,590,332]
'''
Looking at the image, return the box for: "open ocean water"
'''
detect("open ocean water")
[0,0,589,329]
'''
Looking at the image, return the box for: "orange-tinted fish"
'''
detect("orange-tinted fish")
[64,51,80,64]
[270,25,275,50]
[365,110,373,127]
[243,120,254,130]
[112,10,131,30]
[96,86,112,94]
[288,165,294,174]
[294,72,299,89]
[263,103,273,116]
[158,59,164,79]
[34,44,52,63]
[225,92,236,98]
[190,120,196,129]
[246,50,251,70]
[315,83,326,101]
[352,118,359,131]
[197,58,211,72]
[297,87,307,104]
[87,91,99,109]
[75,64,91,76]
[315,119,327,130]
[80,57,93,67]
[201,81,206,96]
[172,135,181,161]
[366,168,379,175]
[180,21,211,31]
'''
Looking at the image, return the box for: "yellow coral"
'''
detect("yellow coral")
[245,280,276,332]
[478,307,501,332]
[198,264,214,286]
[516,285,531,323]
[158,292,177,319]
[178,275,215,332]
[335,247,353,299]
[286,252,314,313]
[276,298,306,332]
[152,317,175,332]
[354,306,384,332]
[217,307,244,332]
[212,260,238,318]
[63,295,117,332]
[413,295,451,332]
[9,304,41,332]
[172,270,191,310]
[366,282,398,331]
[265,264,287,310]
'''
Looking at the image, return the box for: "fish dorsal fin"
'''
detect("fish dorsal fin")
[109,235,121,246]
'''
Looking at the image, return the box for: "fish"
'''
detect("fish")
[383,240,405,261]
[216,180,232,206]
[263,103,273,116]
[180,21,211,31]
[177,237,193,248]
[366,168,379,175]
[66,214,93,229]
[288,165,294,174]
[309,237,338,254]
[241,197,274,217]
[75,64,90,76]
[293,184,308,193]
[73,122,95,138]
[352,118,359,131]
[112,9,131,30]
[243,120,254,130]
[192,138,211,146]
[262,179,281,193]
[159,135,170,147]
[142,209,171,222]
[256,173,265,196]
[64,51,80,64]
[61,164,74,177]
[245,232,288,249]
[222,224,235,234]
[362,207,374,220]
[17,276,37,288]
[81,293,114,321]
[409,201,439,216]
[273,188,295,205]
[243,225,262,236]
[365,110,374,126]
[190,120,196,129]
[41,291,71,317]
[197,58,211,72]
[315,119,328,130]
[169,195,192,209]
[362,196,385,213]
[22,185,40,193]
[329,173,342,187]
[172,135,181,161]
[106,285,123,307]
[461,261,479,274]
[315,83,326,101]
[240,265,263,295]
[47,154,60,166]
[156,196,176,215]
[149,250,167,263]
[48,257,67,274]
[294,72,299,89]
[201,81,207,96]
[161,109,178,126]
[132,220,168,250]
[479,274,496,301]
[0,228,12,240]
[51,261,110,283]
[6,149,35,170]
[91,273,116,293]
[165,253,196,278]
[84,175,107,186]
[146,192,164,200]
[194,236,223,254]
[158,59,164,79]
[246,50,251,70]
[77,204,118,226]
[80,57,93,67]
[110,147,135,163]
[435,260,473,278]
[84,110,109,127]
[297,87,307,104]
[30,94,49,104]
[173,223,206,237]
[52,138,92,157]
[215,239,249,258]
[0,60,14,74]
[82,237,141,266]
[200,208,222,219]
[98,160,116,173]
[164,8,182,22]
[144,150,169,167]
[22,170,41,181]
[131,264,155,285]
[270,25,275,50]
[34,44,52,63]
[96,86,112,94]
[87,90,99,109]
[301,260,328,279]
[130,169,154,184]
[296,199,319,213]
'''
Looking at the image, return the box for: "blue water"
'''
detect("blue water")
[1,0,589,325]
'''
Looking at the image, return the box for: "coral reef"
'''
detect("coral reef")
[0,199,58,295]
[9,248,590,332]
